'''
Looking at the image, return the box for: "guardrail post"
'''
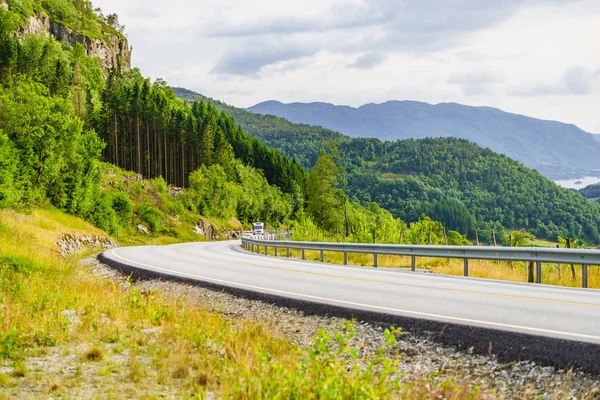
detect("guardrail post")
[536,261,542,284]
[275,247,278,257]
[582,265,588,288]
[411,256,416,272]
[264,246,268,256]
[301,249,305,260]
[464,259,469,277]
[286,247,290,258]
[374,253,378,268]
[344,252,348,265]
[320,250,324,263]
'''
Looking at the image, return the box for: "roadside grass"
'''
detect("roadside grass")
[262,246,600,289]
[0,208,514,398]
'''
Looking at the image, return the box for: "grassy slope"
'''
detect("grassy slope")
[1,207,505,398]
[0,209,371,397]
[97,162,242,246]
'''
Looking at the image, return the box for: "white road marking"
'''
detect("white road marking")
[109,247,600,343]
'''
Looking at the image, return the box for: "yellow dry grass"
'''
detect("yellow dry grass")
[2,208,597,398]
[263,246,600,289]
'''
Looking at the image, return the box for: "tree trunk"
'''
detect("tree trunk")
[528,261,535,283]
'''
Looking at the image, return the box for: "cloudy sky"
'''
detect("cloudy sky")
[93,0,600,133]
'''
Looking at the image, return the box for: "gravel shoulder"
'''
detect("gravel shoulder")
[88,256,600,399]
[2,254,599,399]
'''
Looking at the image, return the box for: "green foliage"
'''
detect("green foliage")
[447,230,471,246]
[110,191,132,225]
[427,198,475,234]
[173,88,345,168]
[579,183,600,201]
[507,230,535,247]
[0,9,305,236]
[305,148,346,230]
[234,322,401,398]
[86,191,118,234]
[137,202,163,234]
[5,0,125,40]
[0,74,103,215]
[342,138,600,243]
[183,89,600,245]
[0,131,22,208]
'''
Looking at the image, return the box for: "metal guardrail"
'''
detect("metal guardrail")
[241,237,600,288]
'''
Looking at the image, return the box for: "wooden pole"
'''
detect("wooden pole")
[443,228,448,246]
[509,234,514,269]
[567,239,575,280]
[528,261,535,283]
[556,244,562,280]
[428,227,432,245]
[475,230,479,246]
[491,229,497,247]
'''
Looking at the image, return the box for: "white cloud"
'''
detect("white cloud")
[92,0,600,133]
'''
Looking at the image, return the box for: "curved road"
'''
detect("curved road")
[99,240,600,372]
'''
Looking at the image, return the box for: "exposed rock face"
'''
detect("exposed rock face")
[18,14,131,73]
[193,220,241,241]
[167,187,184,197]
[56,233,118,257]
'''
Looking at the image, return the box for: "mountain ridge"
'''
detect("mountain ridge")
[248,99,600,180]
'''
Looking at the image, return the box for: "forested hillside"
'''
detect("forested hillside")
[579,184,600,202]
[174,89,600,244]
[248,99,600,180]
[172,87,345,168]
[342,138,600,243]
[0,1,306,235]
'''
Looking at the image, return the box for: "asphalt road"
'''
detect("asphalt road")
[99,240,600,372]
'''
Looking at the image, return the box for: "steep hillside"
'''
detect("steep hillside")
[172,88,345,167]
[248,100,600,180]
[341,137,600,243]
[3,0,130,72]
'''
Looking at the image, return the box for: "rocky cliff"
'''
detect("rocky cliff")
[18,14,131,73]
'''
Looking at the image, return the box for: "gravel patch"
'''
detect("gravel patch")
[83,256,600,398]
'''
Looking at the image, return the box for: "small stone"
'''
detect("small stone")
[137,224,150,235]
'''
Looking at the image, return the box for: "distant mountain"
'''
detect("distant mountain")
[579,183,600,202]
[248,100,600,180]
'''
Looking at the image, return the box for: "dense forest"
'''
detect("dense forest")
[172,88,345,168]
[174,89,600,244]
[98,73,305,196]
[579,184,600,202]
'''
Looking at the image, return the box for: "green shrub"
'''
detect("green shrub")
[87,192,118,235]
[137,202,163,234]
[110,191,132,226]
